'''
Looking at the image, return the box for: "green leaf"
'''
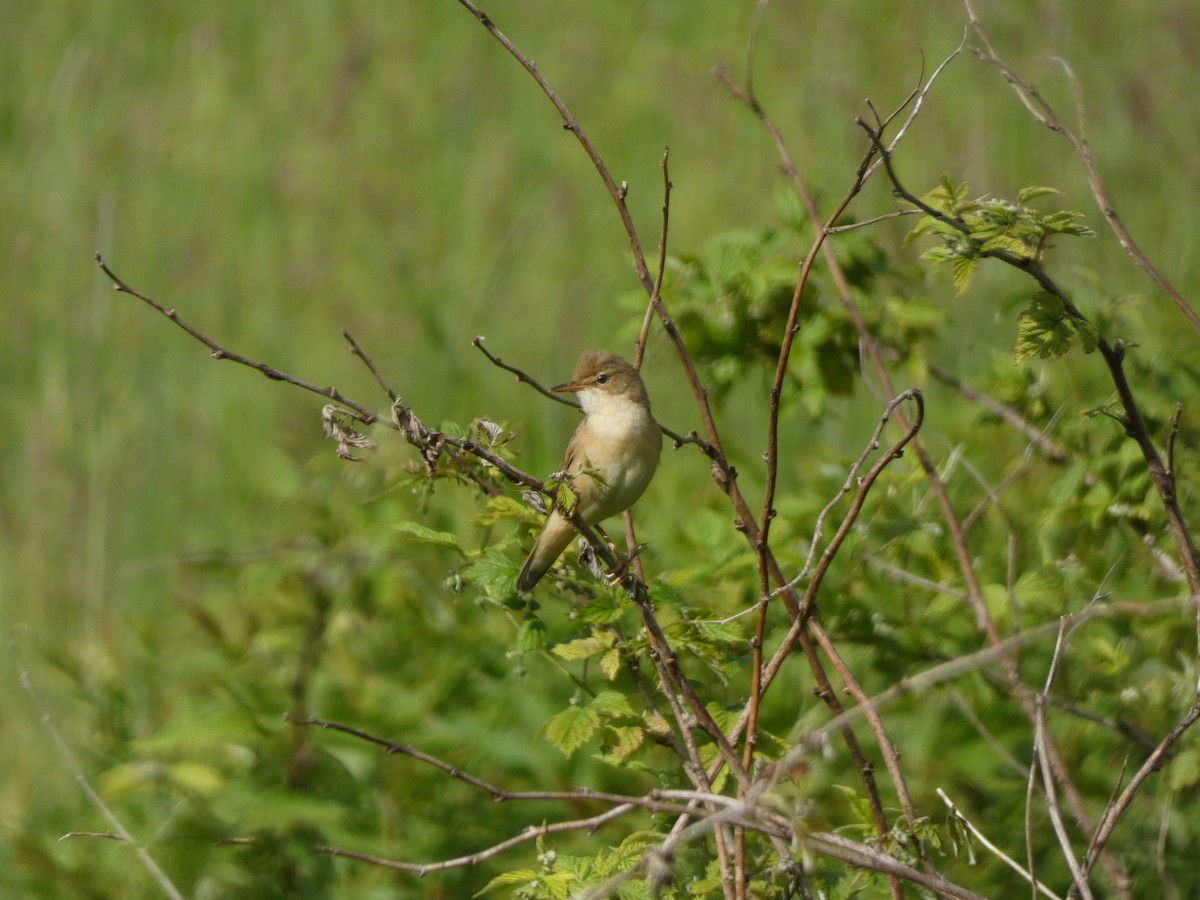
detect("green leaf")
[951,254,976,294]
[606,723,644,759]
[543,705,601,757]
[599,648,622,681]
[1016,185,1062,204]
[833,784,877,830]
[1169,746,1200,791]
[693,619,744,645]
[393,521,465,554]
[1088,635,1131,676]
[462,548,519,598]
[100,760,164,800]
[590,690,636,717]
[554,481,578,513]
[1072,316,1100,353]
[167,761,225,797]
[516,616,547,652]
[648,579,686,607]
[477,494,541,526]
[539,871,578,899]
[475,870,540,896]
[552,632,614,661]
[978,233,1032,257]
[1015,292,1074,361]
[575,591,627,624]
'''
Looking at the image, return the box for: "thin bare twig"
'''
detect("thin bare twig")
[97,256,642,586]
[958,438,1039,536]
[938,788,1064,900]
[930,363,1070,465]
[1046,696,1158,753]
[473,336,710,454]
[1032,621,1095,899]
[717,32,990,741]
[861,554,968,601]
[950,691,1026,775]
[473,335,580,409]
[1076,698,1200,894]
[1166,402,1183,491]
[452,17,909,891]
[773,599,1188,775]
[715,55,956,889]
[343,329,397,402]
[318,804,640,875]
[97,253,384,426]
[857,117,1200,606]
[775,391,924,598]
[825,209,919,233]
[634,147,672,369]
[455,0,654,295]
[289,715,708,816]
[803,831,987,900]
[17,645,186,900]
[962,0,1200,334]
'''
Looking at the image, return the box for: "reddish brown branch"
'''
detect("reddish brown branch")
[455,0,655,296]
[1076,698,1200,896]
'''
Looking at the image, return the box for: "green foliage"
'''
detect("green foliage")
[543,704,603,758]
[479,832,687,899]
[637,194,943,413]
[908,176,1095,284]
[907,175,1101,362]
[8,3,1200,899]
[1015,291,1099,361]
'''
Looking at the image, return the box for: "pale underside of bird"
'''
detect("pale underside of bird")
[517,350,661,592]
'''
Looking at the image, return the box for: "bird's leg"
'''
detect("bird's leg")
[583,525,648,586]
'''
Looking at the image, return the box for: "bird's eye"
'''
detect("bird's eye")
[596,373,609,384]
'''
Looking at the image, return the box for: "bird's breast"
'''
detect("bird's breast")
[570,401,661,523]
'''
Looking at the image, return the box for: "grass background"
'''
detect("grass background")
[3,1,1199,896]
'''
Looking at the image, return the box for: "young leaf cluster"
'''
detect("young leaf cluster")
[908,177,1095,293]
[909,175,1099,360]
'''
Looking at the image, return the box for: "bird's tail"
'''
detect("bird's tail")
[517,512,576,592]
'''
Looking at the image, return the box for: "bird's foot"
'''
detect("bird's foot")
[602,543,649,586]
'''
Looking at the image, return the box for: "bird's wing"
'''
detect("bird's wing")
[560,420,589,474]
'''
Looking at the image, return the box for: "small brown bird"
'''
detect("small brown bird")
[517,350,661,592]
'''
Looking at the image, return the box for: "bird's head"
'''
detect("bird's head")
[551,350,651,415]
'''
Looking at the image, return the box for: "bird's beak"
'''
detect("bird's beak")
[551,381,583,394]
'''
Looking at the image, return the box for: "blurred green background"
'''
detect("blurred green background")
[4,1,1199,897]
